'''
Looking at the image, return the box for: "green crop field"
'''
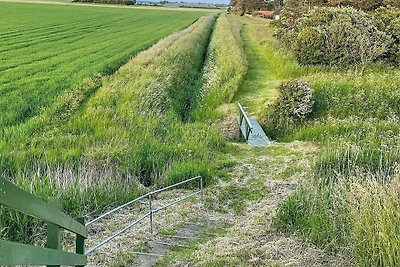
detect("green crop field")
[0,2,205,127]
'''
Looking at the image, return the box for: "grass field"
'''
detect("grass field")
[0,5,224,243]
[0,2,206,127]
[0,2,218,243]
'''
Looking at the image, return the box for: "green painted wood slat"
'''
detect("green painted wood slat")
[47,198,62,267]
[0,240,87,265]
[0,178,88,238]
[75,217,86,267]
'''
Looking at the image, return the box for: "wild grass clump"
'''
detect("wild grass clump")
[191,14,247,122]
[274,186,351,252]
[349,177,400,267]
[275,167,400,265]
[310,69,400,120]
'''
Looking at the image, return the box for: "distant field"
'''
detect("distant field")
[0,2,205,127]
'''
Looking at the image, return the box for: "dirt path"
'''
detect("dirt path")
[84,142,349,266]
[154,143,351,266]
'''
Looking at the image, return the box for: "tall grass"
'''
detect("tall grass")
[270,64,400,265]
[350,177,400,266]
[190,14,247,122]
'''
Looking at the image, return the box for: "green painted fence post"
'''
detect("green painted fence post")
[75,217,85,267]
[47,197,62,267]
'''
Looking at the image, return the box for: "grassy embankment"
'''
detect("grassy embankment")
[273,68,400,266]
[160,15,400,266]
[191,15,247,122]
[254,20,400,267]
[0,12,222,243]
[153,16,329,267]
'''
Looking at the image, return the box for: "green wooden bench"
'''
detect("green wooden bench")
[0,178,88,266]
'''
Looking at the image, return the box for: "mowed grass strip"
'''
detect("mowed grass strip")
[0,2,207,127]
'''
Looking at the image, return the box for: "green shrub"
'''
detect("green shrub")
[279,7,393,67]
[383,0,400,7]
[267,80,314,137]
[372,6,400,63]
[341,0,382,11]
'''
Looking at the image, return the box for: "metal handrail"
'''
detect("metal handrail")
[153,176,201,194]
[238,102,253,140]
[85,176,203,256]
[85,193,150,227]
[153,190,202,213]
[85,212,150,256]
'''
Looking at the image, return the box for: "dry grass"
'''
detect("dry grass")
[152,142,351,266]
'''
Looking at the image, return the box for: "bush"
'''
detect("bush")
[341,0,382,11]
[372,6,400,63]
[267,80,314,136]
[383,0,400,7]
[279,7,393,67]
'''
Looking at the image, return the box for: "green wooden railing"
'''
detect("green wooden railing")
[0,178,88,266]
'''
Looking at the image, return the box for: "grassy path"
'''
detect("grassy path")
[233,21,279,117]
[232,16,309,121]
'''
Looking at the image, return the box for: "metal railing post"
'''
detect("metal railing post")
[149,193,153,235]
[200,176,203,203]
